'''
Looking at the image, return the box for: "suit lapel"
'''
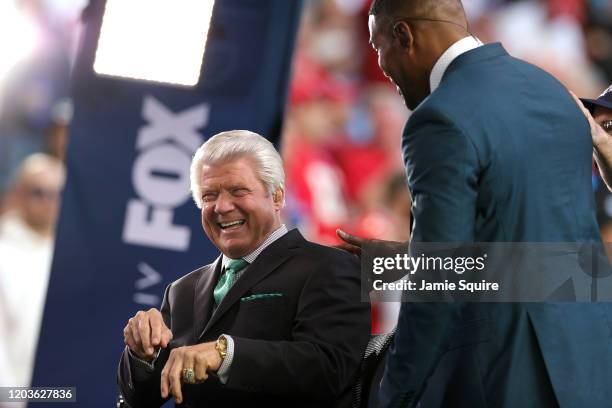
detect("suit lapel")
[199,229,303,339]
[193,256,222,341]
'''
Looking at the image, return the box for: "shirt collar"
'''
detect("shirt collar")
[221,224,289,269]
[429,36,483,94]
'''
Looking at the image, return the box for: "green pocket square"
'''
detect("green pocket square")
[240,293,283,302]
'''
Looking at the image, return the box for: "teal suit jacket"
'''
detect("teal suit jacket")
[379,43,612,408]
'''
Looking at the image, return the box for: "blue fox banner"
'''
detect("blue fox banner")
[32,0,302,406]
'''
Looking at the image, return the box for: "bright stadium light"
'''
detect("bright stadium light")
[0,1,38,89]
[93,0,215,87]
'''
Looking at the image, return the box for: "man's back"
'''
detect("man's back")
[391,43,612,408]
[417,42,598,243]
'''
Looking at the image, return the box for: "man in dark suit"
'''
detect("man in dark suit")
[338,0,612,407]
[118,130,370,407]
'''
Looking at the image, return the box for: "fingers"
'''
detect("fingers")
[160,345,217,404]
[129,317,145,357]
[161,348,185,403]
[336,229,365,247]
[569,90,583,109]
[568,90,609,148]
[148,308,169,352]
[138,312,153,356]
[124,308,172,361]
[149,314,161,348]
[123,322,139,354]
[160,348,174,399]
[170,350,195,405]
[173,348,210,383]
[146,308,170,350]
[569,91,597,125]
[183,349,211,383]
[182,350,195,382]
[160,326,173,348]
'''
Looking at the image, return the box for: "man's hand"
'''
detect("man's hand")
[123,308,173,361]
[160,342,222,404]
[570,91,609,148]
[336,229,369,256]
[337,229,405,257]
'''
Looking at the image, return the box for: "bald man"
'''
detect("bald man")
[339,0,612,407]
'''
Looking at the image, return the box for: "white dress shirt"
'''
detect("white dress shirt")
[429,36,483,94]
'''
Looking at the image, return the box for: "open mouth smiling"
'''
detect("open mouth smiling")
[219,220,246,229]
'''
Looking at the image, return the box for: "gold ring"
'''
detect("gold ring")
[182,368,195,384]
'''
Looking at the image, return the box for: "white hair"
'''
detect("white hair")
[190,130,285,208]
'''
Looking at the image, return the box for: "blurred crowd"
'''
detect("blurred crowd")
[0,0,611,387]
[0,0,81,397]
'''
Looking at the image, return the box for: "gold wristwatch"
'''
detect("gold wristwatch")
[216,335,228,361]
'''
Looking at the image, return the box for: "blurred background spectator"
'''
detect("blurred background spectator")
[0,154,65,398]
[0,0,610,375]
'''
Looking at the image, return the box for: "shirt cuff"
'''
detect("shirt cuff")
[127,346,161,371]
[216,335,234,384]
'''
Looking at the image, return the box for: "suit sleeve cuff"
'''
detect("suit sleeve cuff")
[127,346,161,372]
[216,335,234,384]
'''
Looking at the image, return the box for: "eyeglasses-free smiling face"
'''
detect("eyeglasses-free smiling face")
[199,156,283,259]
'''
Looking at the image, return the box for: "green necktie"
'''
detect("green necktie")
[214,259,249,305]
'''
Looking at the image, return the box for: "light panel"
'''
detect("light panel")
[93,0,215,87]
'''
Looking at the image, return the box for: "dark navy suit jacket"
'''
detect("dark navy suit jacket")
[379,43,612,408]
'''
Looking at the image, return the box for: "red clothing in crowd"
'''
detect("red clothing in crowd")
[285,139,349,245]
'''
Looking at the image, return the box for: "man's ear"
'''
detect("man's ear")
[392,21,413,49]
[273,188,285,208]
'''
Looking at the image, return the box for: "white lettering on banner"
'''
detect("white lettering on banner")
[138,96,205,152]
[133,145,192,207]
[135,262,162,290]
[134,262,162,306]
[134,293,160,306]
[122,96,209,251]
